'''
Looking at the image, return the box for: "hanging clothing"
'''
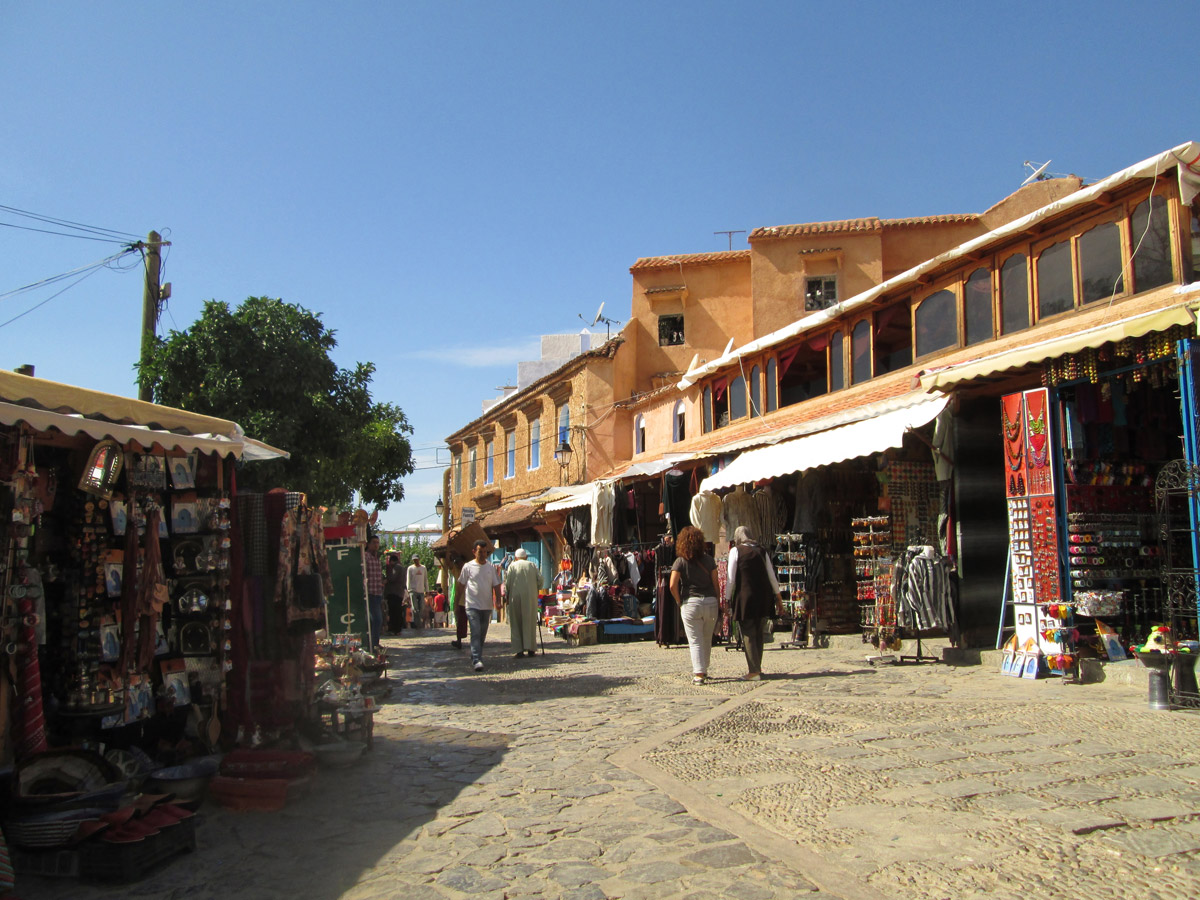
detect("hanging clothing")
[689,491,723,543]
[893,545,958,643]
[792,470,822,534]
[593,482,616,546]
[721,486,756,540]
[276,507,334,631]
[662,470,692,538]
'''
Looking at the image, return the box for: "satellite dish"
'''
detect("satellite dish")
[722,338,735,358]
[1021,160,1051,187]
[590,302,606,326]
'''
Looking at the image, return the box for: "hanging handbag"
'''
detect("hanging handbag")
[293,572,324,610]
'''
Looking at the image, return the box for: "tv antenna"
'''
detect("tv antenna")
[714,230,746,251]
[578,301,621,338]
[1021,160,1051,187]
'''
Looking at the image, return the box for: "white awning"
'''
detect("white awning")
[0,401,290,460]
[919,299,1198,391]
[543,483,597,512]
[700,395,948,493]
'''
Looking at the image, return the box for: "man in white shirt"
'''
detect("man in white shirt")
[457,539,502,671]
[406,555,429,630]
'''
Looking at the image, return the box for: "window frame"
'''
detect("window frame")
[658,313,685,346]
[454,453,463,494]
[468,446,478,490]
[765,357,778,412]
[850,318,872,385]
[829,331,846,392]
[504,428,516,479]
[673,400,686,443]
[962,265,995,346]
[634,413,646,455]
[702,385,713,433]
[912,282,961,361]
[485,438,495,485]
[749,365,761,417]
[998,250,1031,335]
[528,418,540,471]
[804,275,837,311]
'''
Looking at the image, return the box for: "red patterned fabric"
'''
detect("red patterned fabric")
[15,594,47,758]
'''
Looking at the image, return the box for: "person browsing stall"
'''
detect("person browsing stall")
[725,526,785,681]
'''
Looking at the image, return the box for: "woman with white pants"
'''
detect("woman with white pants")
[670,525,720,684]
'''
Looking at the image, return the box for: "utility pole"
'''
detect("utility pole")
[138,231,166,402]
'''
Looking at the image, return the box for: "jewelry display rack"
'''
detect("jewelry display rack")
[774,533,813,649]
[854,516,895,665]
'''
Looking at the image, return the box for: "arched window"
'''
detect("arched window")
[851,320,871,385]
[1037,240,1074,318]
[829,332,845,391]
[634,414,646,455]
[1079,220,1124,304]
[729,373,747,420]
[672,400,686,443]
[1000,254,1029,334]
[964,267,993,346]
[765,358,778,412]
[915,289,957,357]
[749,366,761,417]
[557,403,570,445]
[702,386,713,433]
[1132,195,1173,293]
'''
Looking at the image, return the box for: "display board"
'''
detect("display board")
[325,543,370,640]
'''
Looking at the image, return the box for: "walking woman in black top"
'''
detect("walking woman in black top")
[725,526,785,680]
[669,526,720,684]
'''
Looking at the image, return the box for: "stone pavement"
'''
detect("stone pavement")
[20,624,1200,900]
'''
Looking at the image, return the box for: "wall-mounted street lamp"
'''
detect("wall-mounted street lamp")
[435,497,444,518]
[553,439,573,469]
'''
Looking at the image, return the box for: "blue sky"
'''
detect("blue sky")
[0,1,1193,529]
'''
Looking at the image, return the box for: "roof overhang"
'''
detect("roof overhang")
[918,297,1199,392]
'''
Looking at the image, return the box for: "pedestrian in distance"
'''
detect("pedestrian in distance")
[384,553,406,635]
[725,525,785,681]
[457,539,502,671]
[431,590,447,627]
[504,548,541,658]
[363,535,384,652]
[669,525,720,685]
[407,554,429,630]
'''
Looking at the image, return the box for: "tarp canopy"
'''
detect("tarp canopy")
[919,301,1198,392]
[0,370,238,436]
[700,395,948,493]
[0,401,290,460]
[543,483,597,512]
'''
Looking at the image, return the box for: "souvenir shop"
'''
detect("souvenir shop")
[0,375,356,881]
[694,398,959,656]
[994,325,1196,678]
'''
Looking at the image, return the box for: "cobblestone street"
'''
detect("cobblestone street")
[24,625,1200,900]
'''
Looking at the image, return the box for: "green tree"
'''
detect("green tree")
[139,296,413,508]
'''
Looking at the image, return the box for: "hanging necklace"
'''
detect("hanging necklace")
[1004,435,1024,471]
[1026,394,1046,439]
[1002,401,1023,443]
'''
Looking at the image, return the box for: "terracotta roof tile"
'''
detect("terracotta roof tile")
[882,213,979,228]
[630,249,751,272]
[749,218,881,241]
[477,502,541,532]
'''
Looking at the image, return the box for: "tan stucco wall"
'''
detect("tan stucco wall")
[750,234,884,335]
[629,258,752,392]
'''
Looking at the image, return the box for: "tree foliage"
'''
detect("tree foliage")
[139,296,413,508]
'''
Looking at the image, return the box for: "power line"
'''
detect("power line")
[0,203,142,240]
[0,248,139,304]
[0,265,106,329]
[0,220,133,243]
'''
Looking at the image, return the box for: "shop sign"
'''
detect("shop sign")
[461,507,475,526]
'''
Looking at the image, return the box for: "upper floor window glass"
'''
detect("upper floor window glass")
[713,379,730,429]
[528,419,540,470]
[454,454,462,494]
[658,314,685,346]
[779,342,828,406]
[964,268,993,346]
[805,276,837,311]
[765,358,778,412]
[485,439,495,484]
[851,320,871,385]
[702,386,713,433]
[673,400,686,443]
[729,374,747,420]
[829,332,845,391]
[1000,254,1030,334]
[505,429,515,478]
[1079,220,1124,304]
[873,304,912,375]
[469,447,478,489]
[1131,195,1173,293]
[557,404,570,445]
[634,414,646,454]
[1036,240,1074,318]
[749,366,761,417]
[915,289,957,357]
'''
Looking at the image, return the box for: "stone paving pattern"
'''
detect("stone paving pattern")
[21,625,1200,900]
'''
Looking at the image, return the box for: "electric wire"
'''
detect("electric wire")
[0,203,142,240]
[0,220,133,243]
[0,265,106,329]
[0,247,139,303]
